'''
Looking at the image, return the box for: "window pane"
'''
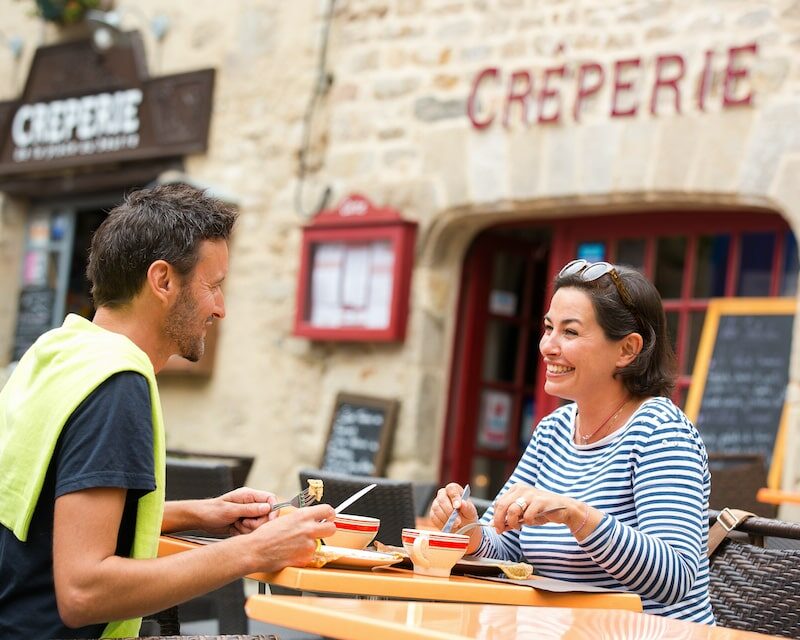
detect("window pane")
[476,390,512,451]
[693,235,729,298]
[684,310,707,375]
[665,311,679,355]
[482,320,519,383]
[523,327,541,386]
[781,232,798,297]
[519,394,535,448]
[471,455,508,500]
[617,238,646,270]
[654,237,686,299]
[576,241,606,261]
[737,232,775,296]
[489,253,525,316]
[674,385,688,411]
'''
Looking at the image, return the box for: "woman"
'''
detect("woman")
[430,259,714,624]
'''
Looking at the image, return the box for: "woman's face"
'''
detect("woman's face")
[539,286,625,403]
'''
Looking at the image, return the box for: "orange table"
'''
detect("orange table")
[159,535,642,611]
[757,488,800,506]
[245,595,782,640]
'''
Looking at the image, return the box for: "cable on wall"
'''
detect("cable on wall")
[294,0,336,218]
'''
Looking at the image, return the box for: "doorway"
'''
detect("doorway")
[441,209,798,497]
[440,225,551,499]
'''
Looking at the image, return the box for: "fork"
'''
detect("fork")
[454,506,568,535]
[273,487,319,510]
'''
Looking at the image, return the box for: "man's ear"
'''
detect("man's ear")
[617,332,643,367]
[146,260,177,305]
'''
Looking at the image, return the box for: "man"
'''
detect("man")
[0,184,335,639]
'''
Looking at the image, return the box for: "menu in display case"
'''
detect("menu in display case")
[294,194,417,342]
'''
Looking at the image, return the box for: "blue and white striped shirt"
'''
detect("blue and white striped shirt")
[473,396,715,624]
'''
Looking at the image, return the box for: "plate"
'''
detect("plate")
[319,545,403,569]
[373,544,524,576]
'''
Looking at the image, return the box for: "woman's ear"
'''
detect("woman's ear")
[146,260,176,305]
[617,332,643,367]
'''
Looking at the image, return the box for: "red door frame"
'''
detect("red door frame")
[440,209,793,486]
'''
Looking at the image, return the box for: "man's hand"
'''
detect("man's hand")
[245,503,337,573]
[203,487,277,536]
[161,487,276,535]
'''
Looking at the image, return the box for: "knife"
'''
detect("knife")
[442,484,470,533]
[334,483,377,514]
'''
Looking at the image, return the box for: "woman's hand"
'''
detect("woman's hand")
[429,483,482,553]
[492,484,592,537]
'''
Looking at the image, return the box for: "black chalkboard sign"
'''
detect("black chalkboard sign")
[685,298,794,476]
[12,286,56,361]
[321,393,399,476]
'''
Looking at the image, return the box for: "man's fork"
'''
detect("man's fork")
[273,487,319,510]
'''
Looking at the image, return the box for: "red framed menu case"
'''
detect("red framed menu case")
[293,194,418,342]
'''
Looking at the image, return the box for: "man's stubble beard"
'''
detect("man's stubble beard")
[164,285,205,363]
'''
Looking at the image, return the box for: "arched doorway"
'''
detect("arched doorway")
[440,208,798,499]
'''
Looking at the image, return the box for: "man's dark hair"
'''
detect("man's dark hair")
[554,264,677,397]
[87,184,238,308]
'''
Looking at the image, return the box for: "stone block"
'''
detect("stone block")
[542,126,579,198]
[467,126,509,204]
[421,126,469,208]
[413,96,466,122]
[740,101,800,195]
[508,126,546,200]
[435,18,476,40]
[652,115,706,191]
[769,154,800,223]
[611,119,657,192]
[579,122,622,195]
[737,8,773,28]
[373,75,421,99]
[690,110,754,193]
[327,149,377,179]
[382,146,420,171]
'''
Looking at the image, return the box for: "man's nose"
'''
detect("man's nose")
[214,289,226,319]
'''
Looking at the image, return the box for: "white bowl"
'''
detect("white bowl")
[325,514,380,550]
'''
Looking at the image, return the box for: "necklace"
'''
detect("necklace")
[577,396,631,444]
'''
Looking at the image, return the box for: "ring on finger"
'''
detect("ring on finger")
[514,497,528,511]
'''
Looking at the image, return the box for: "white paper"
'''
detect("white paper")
[478,390,512,450]
[341,245,371,308]
[365,242,394,328]
[310,243,344,327]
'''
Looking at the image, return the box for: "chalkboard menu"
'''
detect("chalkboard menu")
[685,298,795,467]
[12,286,55,361]
[321,393,399,476]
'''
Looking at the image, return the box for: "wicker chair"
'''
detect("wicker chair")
[708,509,800,637]
[167,449,255,490]
[299,469,416,546]
[708,453,777,518]
[412,481,438,517]
[159,457,250,635]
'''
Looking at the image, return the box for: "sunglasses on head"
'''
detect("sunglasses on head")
[558,259,635,310]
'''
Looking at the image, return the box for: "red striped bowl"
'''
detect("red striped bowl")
[327,514,380,550]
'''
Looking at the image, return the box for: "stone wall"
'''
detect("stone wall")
[1,0,799,500]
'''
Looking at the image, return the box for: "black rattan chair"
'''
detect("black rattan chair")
[412,481,438,517]
[708,509,800,637]
[708,454,777,518]
[160,457,250,635]
[167,449,255,489]
[299,469,416,546]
